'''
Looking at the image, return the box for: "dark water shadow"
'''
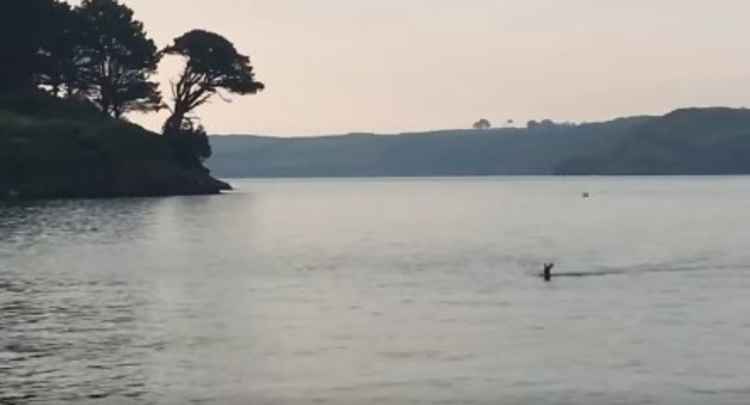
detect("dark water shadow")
[545,269,628,278]
[536,264,728,280]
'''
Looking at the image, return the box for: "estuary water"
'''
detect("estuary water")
[2,177,750,405]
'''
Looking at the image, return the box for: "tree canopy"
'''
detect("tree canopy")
[473,119,491,130]
[1,0,163,119]
[76,0,162,118]
[34,0,89,97]
[162,30,265,136]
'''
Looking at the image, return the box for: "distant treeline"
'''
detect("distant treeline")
[2,0,263,167]
[207,108,750,177]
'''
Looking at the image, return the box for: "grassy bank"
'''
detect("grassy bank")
[0,93,229,199]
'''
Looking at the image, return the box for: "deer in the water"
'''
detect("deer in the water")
[543,263,555,282]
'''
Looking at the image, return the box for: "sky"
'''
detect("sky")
[68,0,750,136]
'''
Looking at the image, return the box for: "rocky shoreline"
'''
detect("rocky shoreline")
[1,169,232,200]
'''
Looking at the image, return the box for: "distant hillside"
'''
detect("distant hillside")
[207,116,652,177]
[557,108,750,175]
[208,108,750,178]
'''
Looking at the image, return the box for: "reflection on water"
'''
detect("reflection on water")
[0,276,152,403]
[0,198,162,251]
[1,198,173,404]
[2,177,750,404]
[0,200,158,402]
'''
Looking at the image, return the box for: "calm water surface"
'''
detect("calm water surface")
[2,177,750,404]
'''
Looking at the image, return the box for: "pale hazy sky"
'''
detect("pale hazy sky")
[69,1,750,136]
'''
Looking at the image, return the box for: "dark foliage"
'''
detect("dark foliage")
[34,0,89,97]
[0,90,104,122]
[2,0,163,119]
[0,0,54,93]
[0,93,228,199]
[167,120,213,170]
[76,0,162,118]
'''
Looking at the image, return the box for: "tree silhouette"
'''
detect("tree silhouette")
[76,0,162,118]
[162,30,265,137]
[473,118,491,130]
[540,119,556,128]
[35,1,89,97]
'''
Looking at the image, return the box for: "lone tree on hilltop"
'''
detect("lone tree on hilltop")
[473,118,491,130]
[162,30,265,137]
[161,29,264,166]
[76,0,162,118]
